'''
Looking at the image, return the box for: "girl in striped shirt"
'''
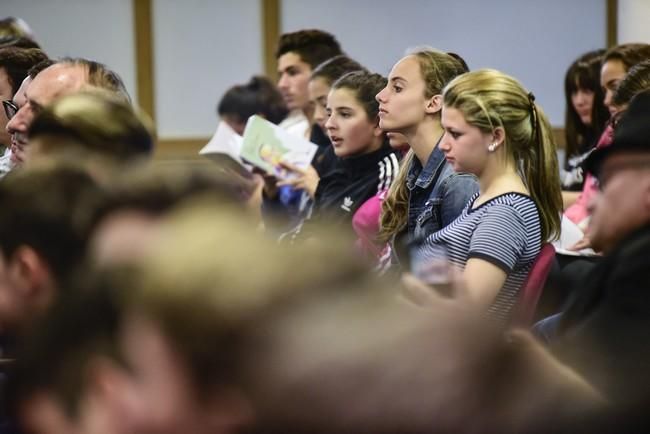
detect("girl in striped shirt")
[413,69,562,322]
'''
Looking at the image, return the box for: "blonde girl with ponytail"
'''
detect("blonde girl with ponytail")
[413,69,562,322]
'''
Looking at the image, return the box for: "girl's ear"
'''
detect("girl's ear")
[492,126,506,147]
[9,246,54,304]
[425,94,443,115]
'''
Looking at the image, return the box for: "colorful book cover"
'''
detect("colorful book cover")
[240,115,317,179]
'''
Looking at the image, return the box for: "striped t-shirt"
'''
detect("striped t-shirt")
[417,192,542,322]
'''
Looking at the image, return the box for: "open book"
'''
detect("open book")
[240,115,317,178]
[200,116,318,179]
[199,121,250,175]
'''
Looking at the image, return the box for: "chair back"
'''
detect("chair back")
[512,243,556,326]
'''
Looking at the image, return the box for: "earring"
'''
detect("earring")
[488,142,497,152]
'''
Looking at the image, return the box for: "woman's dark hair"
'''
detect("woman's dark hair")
[603,43,650,70]
[310,55,366,86]
[564,49,609,160]
[217,76,288,125]
[613,59,650,108]
[447,52,470,73]
[331,71,387,120]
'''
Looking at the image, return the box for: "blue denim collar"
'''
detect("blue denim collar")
[406,145,447,190]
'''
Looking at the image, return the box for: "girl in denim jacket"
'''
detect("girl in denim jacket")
[375,48,478,269]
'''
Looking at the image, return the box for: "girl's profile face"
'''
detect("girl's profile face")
[376,56,429,133]
[439,106,493,175]
[325,88,381,158]
[571,86,595,126]
[600,59,627,115]
[308,77,330,131]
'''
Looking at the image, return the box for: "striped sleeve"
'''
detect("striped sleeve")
[377,153,400,193]
[468,203,529,273]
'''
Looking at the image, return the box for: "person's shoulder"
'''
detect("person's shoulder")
[615,225,650,261]
[476,193,535,213]
[440,170,479,192]
[473,194,541,232]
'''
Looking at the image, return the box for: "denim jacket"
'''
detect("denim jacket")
[393,146,478,264]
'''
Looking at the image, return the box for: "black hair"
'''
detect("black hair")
[217,75,288,125]
[276,29,343,69]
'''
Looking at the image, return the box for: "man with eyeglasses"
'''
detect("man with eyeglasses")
[4,57,129,169]
[0,47,48,177]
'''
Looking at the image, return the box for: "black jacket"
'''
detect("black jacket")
[299,143,398,239]
[553,224,650,405]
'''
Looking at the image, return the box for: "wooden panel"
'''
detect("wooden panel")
[607,0,618,47]
[154,137,209,160]
[262,0,281,80]
[133,0,156,121]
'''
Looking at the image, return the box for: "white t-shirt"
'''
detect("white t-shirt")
[278,110,310,138]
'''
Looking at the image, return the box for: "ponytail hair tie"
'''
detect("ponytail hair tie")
[528,91,538,138]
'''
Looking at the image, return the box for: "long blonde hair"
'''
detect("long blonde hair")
[443,69,562,241]
[378,49,465,242]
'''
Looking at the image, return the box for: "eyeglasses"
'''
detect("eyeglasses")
[2,100,18,120]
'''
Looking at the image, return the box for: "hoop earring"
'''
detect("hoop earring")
[488,142,497,152]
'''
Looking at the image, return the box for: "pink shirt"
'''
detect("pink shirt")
[564,124,614,226]
[352,192,385,259]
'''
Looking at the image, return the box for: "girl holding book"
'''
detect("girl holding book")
[286,71,399,242]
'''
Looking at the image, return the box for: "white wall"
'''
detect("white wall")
[2,1,611,137]
[282,0,607,127]
[618,0,650,44]
[2,0,137,105]
[152,0,263,138]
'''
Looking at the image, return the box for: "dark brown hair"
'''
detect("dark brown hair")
[276,29,343,69]
[0,47,48,94]
[331,71,387,120]
[613,59,650,107]
[310,55,366,86]
[0,163,106,287]
[563,49,609,160]
[218,75,288,125]
[603,43,650,70]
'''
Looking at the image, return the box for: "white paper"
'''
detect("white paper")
[552,215,598,257]
[199,121,246,167]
